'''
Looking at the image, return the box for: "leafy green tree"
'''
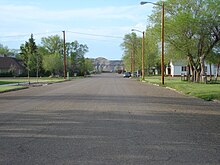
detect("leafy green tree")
[19,34,38,81]
[41,35,63,54]
[149,0,220,82]
[40,35,64,76]
[121,33,141,74]
[66,41,89,76]
[43,53,63,76]
[40,35,89,77]
[84,58,94,74]
[37,46,50,56]
[37,46,51,74]
[0,43,10,56]
[0,44,17,57]
[207,44,220,80]
[145,27,160,75]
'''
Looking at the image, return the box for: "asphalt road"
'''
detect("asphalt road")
[0,73,220,165]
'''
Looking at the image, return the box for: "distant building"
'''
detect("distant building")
[91,57,123,72]
[109,60,124,72]
[0,56,26,76]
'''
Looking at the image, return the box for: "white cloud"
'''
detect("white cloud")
[0,3,151,22]
[0,1,154,59]
[133,23,146,31]
[0,2,153,39]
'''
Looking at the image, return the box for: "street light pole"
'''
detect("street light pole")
[142,31,145,80]
[130,52,132,73]
[131,29,145,80]
[140,1,165,85]
[132,43,135,76]
[161,0,165,85]
[62,30,67,79]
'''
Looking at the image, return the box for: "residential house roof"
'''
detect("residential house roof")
[0,56,25,70]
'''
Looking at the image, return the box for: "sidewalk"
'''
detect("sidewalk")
[0,82,30,87]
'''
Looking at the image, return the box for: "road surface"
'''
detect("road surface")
[0,73,220,165]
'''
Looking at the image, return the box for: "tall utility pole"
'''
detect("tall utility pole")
[130,52,133,73]
[161,0,165,85]
[132,43,135,76]
[62,31,67,79]
[132,29,145,80]
[140,1,165,84]
[142,31,145,80]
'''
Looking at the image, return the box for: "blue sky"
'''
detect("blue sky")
[0,0,157,60]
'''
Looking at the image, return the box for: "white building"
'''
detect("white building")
[166,60,219,77]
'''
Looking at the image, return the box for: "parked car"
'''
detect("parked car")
[123,72,131,78]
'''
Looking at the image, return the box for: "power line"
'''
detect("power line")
[0,30,124,42]
[0,34,30,39]
[0,31,61,39]
[66,31,123,39]
[0,30,124,46]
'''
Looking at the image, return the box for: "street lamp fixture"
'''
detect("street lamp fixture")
[140,1,165,85]
[131,29,145,80]
[140,1,158,6]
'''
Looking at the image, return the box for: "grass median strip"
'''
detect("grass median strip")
[0,86,28,93]
[0,77,67,93]
[0,77,66,84]
[144,76,220,101]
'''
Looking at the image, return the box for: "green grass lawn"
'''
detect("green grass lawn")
[0,77,67,92]
[144,76,220,101]
[0,86,28,93]
[0,77,66,84]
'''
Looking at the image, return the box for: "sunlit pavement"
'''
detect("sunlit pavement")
[0,73,220,165]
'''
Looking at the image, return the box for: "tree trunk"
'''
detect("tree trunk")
[36,56,39,83]
[195,70,201,83]
[209,63,212,81]
[187,55,195,82]
[200,55,207,83]
[189,64,194,82]
[215,64,220,81]
[186,65,190,81]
